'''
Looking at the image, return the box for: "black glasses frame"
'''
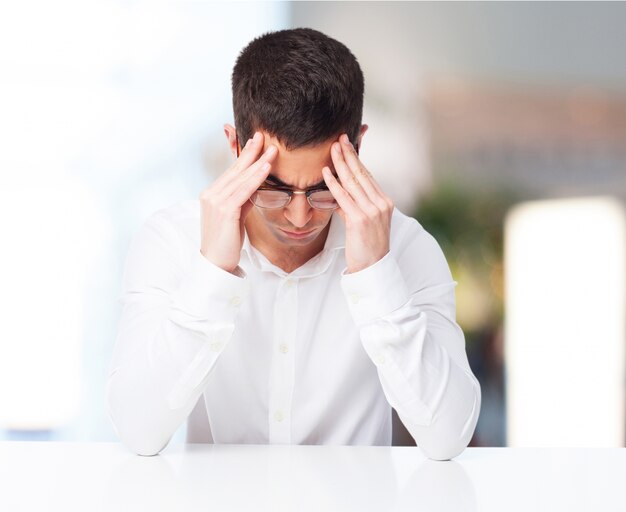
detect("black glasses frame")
[252,186,338,210]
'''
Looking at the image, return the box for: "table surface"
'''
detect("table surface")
[1,442,625,511]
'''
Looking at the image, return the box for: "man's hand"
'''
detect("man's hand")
[199,132,278,274]
[322,133,394,274]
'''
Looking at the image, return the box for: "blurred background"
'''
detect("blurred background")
[1,1,625,448]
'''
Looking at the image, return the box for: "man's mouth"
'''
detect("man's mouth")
[280,228,315,238]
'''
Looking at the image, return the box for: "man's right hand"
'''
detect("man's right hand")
[199,131,277,274]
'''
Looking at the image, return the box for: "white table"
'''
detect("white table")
[1,442,625,511]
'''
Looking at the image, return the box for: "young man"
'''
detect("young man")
[106,28,481,460]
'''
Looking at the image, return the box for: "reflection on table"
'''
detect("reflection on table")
[0,442,624,511]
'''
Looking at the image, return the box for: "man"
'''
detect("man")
[106,28,481,460]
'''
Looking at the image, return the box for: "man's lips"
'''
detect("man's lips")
[280,228,315,236]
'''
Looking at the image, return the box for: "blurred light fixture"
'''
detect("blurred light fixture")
[505,196,625,447]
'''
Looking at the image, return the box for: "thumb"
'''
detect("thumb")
[239,199,255,235]
[240,198,255,222]
[239,199,255,247]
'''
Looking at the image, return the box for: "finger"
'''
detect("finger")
[241,195,255,217]
[212,132,265,192]
[225,144,277,200]
[339,134,390,210]
[322,166,363,220]
[331,141,377,214]
[228,160,274,208]
[222,145,278,200]
[330,142,364,197]
[236,131,273,169]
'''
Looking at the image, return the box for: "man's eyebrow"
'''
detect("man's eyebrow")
[265,173,337,190]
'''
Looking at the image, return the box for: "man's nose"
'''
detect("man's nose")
[284,193,313,228]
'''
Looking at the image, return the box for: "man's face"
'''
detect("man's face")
[247,132,338,249]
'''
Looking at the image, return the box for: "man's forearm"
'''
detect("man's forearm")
[107,239,249,456]
[106,308,235,456]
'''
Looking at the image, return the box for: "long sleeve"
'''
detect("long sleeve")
[105,212,249,456]
[340,226,481,461]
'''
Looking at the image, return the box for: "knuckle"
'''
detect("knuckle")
[368,206,382,218]
[364,203,376,214]
[204,194,225,211]
[379,200,393,213]
[206,193,220,205]
[199,189,214,202]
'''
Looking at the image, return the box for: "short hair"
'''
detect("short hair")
[231,27,364,150]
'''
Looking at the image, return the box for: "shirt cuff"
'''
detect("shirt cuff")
[340,251,410,326]
[170,249,250,321]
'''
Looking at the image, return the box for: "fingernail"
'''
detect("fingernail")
[245,138,253,147]
[341,134,350,144]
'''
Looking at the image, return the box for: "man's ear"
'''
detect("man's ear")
[224,123,238,157]
[357,124,369,149]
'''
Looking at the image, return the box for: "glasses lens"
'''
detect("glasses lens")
[309,190,338,210]
[252,190,290,208]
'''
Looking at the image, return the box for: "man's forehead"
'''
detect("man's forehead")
[263,137,337,189]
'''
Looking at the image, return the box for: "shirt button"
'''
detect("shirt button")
[374,353,386,365]
[278,343,289,354]
[285,278,295,287]
[210,341,223,352]
[274,410,285,422]
[350,293,360,304]
[230,296,241,306]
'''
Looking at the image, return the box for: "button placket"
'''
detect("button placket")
[268,277,298,443]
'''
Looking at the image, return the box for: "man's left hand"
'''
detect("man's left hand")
[322,133,394,274]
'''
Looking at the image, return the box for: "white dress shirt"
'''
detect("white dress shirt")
[106,199,481,460]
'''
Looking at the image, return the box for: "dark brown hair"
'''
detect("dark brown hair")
[231,28,364,150]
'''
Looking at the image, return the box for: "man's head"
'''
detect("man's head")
[224,28,367,259]
[231,27,364,150]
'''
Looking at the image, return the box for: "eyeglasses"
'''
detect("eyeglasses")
[252,185,338,210]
